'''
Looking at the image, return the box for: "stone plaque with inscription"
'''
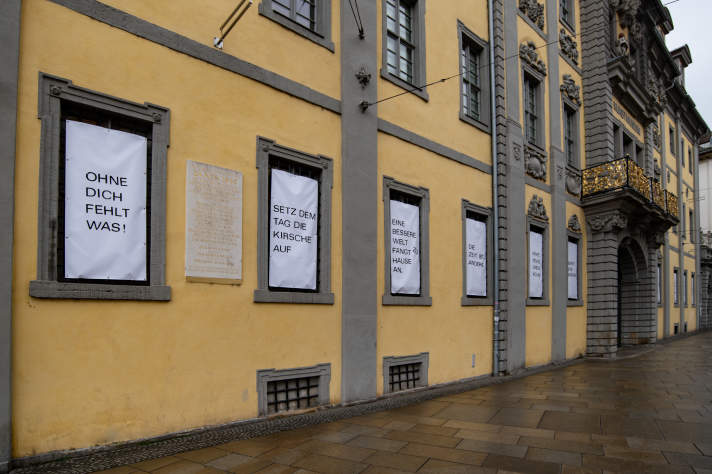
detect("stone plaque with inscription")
[186,160,242,283]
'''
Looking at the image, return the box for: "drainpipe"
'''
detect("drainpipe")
[487,0,500,376]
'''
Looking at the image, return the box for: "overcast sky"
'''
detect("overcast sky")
[665,0,712,130]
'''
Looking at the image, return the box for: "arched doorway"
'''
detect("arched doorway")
[617,238,648,347]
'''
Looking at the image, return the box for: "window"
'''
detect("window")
[382,0,428,100]
[382,353,429,393]
[255,136,334,304]
[258,0,333,51]
[527,218,549,306]
[560,0,574,29]
[682,271,688,305]
[669,126,676,156]
[681,140,685,168]
[689,147,694,172]
[523,73,542,146]
[657,262,662,306]
[383,177,431,306]
[690,209,694,241]
[461,200,492,305]
[674,268,679,305]
[563,103,578,167]
[623,132,634,159]
[692,273,696,306]
[256,364,331,416]
[613,123,621,158]
[458,22,490,131]
[30,73,170,301]
[567,229,583,306]
[682,203,686,240]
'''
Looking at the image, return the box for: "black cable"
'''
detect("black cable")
[348,0,365,38]
[353,0,364,38]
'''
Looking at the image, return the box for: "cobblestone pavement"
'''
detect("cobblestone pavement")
[95,333,712,474]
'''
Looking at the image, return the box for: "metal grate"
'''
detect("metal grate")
[388,362,421,392]
[266,376,320,414]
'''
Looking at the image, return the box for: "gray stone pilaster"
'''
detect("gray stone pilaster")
[676,116,685,331]
[340,0,378,401]
[580,0,614,167]
[695,141,701,329]
[585,227,620,356]
[662,121,671,337]
[546,0,566,363]
[0,0,20,471]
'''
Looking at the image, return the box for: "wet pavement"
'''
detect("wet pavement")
[98,332,712,474]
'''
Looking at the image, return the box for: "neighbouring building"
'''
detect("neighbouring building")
[0,0,708,469]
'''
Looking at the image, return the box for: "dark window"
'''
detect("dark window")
[623,133,634,159]
[388,362,421,392]
[657,263,662,305]
[385,0,415,84]
[692,273,696,305]
[524,74,540,146]
[681,140,685,167]
[461,39,481,121]
[689,148,693,171]
[613,123,621,157]
[560,0,573,26]
[690,209,694,240]
[669,127,676,155]
[266,376,320,414]
[258,0,333,51]
[563,104,577,166]
[674,268,679,305]
[684,270,688,306]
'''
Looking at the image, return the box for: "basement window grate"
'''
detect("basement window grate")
[389,362,422,392]
[266,376,320,414]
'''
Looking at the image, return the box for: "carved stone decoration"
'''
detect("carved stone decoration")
[528,195,548,221]
[513,144,522,161]
[650,232,665,247]
[652,124,662,149]
[559,29,579,66]
[587,211,628,232]
[519,0,545,30]
[647,77,667,108]
[49,85,62,96]
[568,215,582,233]
[609,0,641,29]
[566,167,581,196]
[560,74,581,106]
[614,34,629,57]
[557,165,564,181]
[524,145,547,181]
[519,41,547,76]
[355,66,371,88]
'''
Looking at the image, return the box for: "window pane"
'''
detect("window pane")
[386,0,397,33]
[295,0,316,30]
[398,1,413,42]
[273,0,291,17]
[387,35,398,75]
[399,43,413,83]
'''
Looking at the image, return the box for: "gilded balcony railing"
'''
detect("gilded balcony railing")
[666,191,679,218]
[581,157,678,219]
[651,180,665,209]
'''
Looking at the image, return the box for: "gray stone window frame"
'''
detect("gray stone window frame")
[258,0,334,52]
[526,216,550,306]
[657,260,662,307]
[254,136,334,304]
[29,72,170,301]
[673,267,679,307]
[559,0,575,33]
[382,352,429,394]
[692,272,696,307]
[382,177,431,306]
[381,0,429,101]
[461,200,493,306]
[669,126,676,156]
[683,269,688,307]
[256,363,331,416]
[457,20,490,133]
[522,65,546,151]
[566,230,583,307]
[562,96,579,169]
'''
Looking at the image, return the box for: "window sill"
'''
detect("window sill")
[526,297,550,306]
[461,296,493,306]
[382,294,432,306]
[254,289,334,304]
[567,299,584,307]
[380,69,429,102]
[30,280,171,301]
[258,4,334,52]
[459,113,491,134]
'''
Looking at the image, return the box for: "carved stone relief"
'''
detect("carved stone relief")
[560,74,581,106]
[525,145,547,181]
[587,211,628,232]
[559,29,579,66]
[647,77,667,108]
[528,195,548,221]
[519,0,545,30]
[652,124,662,149]
[568,215,582,233]
[519,41,547,76]
[566,167,581,196]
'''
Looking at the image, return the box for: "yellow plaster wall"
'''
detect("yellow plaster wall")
[664,113,678,172]
[376,0,492,167]
[14,1,342,456]
[657,307,664,340]
[98,0,341,99]
[525,187,552,367]
[376,133,494,394]
[565,203,586,359]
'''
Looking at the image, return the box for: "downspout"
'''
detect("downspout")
[487,0,499,376]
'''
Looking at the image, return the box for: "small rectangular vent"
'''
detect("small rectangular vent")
[266,376,319,414]
[389,362,422,393]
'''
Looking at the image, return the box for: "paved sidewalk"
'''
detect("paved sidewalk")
[98,333,712,474]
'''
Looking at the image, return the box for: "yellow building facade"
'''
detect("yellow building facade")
[0,0,707,469]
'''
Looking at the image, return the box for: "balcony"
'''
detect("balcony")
[582,157,679,218]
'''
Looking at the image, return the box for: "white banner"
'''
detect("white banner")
[390,200,420,295]
[269,169,318,289]
[568,240,578,300]
[466,218,487,297]
[528,230,543,298]
[64,120,147,280]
